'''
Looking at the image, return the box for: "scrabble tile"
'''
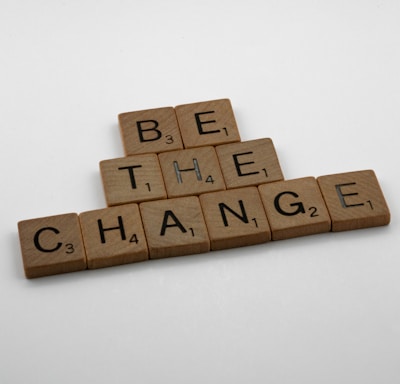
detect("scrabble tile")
[317,170,391,232]
[258,177,331,240]
[199,187,271,250]
[140,196,210,259]
[175,99,241,148]
[216,138,284,189]
[79,204,148,269]
[100,154,167,206]
[119,106,184,155]
[18,213,87,278]
[158,146,226,198]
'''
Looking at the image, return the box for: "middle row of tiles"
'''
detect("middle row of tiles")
[100,138,283,206]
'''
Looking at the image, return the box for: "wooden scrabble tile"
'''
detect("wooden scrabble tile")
[199,187,271,250]
[258,177,331,240]
[100,154,167,206]
[18,213,87,278]
[216,138,284,189]
[79,204,148,269]
[158,146,226,198]
[317,170,390,232]
[119,106,184,155]
[140,196,210,259]
[175,99,241,148]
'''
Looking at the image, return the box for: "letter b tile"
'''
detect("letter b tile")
[119,106,184,155]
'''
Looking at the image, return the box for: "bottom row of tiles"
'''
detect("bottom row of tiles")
[18,170,390,278]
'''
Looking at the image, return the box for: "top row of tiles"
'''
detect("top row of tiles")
[119,99,241,155]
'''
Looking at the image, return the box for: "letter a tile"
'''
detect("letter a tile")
[79,204,148,269]
[216,138,284,189]
[18,213,87,278]
[175,99,241,148]
[100,154,167,206]
[317,170,390,231]
[140,196,210,259]
[199,187,271,250]
[258,177,331,240]
[119,106,184,155]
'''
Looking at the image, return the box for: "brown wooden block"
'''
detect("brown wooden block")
[175,99,241,148]
[317,170,390,232]
[100,154,167,206]
[119,106,184,155]
[79,204,148,269]
[158,146,226,198]
[199,187,271,250]
[18,213,87,278]
[258,177,331,240]
[216,138,284,189]
[140,196,210,259]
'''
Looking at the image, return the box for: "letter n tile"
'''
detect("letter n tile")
[199,187,271,250]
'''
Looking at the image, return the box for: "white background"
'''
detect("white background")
[1,1,399,383]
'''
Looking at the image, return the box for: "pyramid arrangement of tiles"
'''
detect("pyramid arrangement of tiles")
[18,99,391,278]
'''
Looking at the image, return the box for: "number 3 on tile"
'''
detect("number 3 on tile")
[65,243,75,254]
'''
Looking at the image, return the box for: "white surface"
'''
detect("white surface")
[1,1,399,383]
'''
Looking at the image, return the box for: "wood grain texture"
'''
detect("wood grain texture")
[258,177,331,240]
[18,213,87,278]
[317,170,390,232]
[119,106,183,155]
[199,187,271,250]
[175,99,240,148]
[100,154,167,206]
[158,146,226,198]
[216,138,284,189]
[79,204,148,269]
[140,196,210,259]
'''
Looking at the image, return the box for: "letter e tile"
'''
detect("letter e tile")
[79,204,148,269]
[119,107,183,155]
[199,187,271,250]
[100,154,167,206]
[216,138,284,189]
[175,99,241,148]
[258,177,331,240]
[18,213,87,278]
[140,196,210,259]
[317,170,390,231]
